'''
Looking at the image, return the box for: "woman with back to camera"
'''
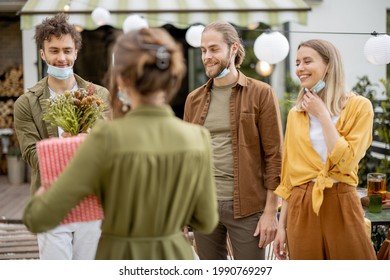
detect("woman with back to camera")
[23,28,218,260]
[273,39,376,260]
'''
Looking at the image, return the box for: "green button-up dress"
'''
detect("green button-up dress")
[23,105,218,260]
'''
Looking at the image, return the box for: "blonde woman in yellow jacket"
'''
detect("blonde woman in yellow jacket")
[273,39,376,260]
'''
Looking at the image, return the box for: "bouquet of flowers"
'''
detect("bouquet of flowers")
[43,83,105,136]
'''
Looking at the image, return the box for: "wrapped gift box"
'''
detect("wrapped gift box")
[37,135,103,224]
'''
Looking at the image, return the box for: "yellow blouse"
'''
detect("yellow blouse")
[274,94,374,215]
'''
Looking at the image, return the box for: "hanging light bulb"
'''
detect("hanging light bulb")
[247,22,259,30]
[255,60,273,77]
[75,25,84,33]
[253,31,290,64]
[122,14,148,33]
[91,7,111,26]
[185,25,205,48]
[363,32,390,65]
[63,3,70,12]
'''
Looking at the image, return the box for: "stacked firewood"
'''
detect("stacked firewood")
[0,65,24,98]
[0,65,24,129]
[0,99,14,129]
[0,65,24,173]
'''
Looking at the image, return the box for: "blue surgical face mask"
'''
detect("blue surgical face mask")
[215,51,234,79]
[306,79,325,93]
[305,66,328,93]
[215,67,230,79]
[117,90,131,112]
[46,63,74,80]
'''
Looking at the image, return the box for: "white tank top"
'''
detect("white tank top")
[309,113,340,163]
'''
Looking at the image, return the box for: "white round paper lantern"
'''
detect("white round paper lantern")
[91,7,111,26]
[253,31,290,64]
[363,34,390,65]
[185,25,205,47]
[123,14,149,33]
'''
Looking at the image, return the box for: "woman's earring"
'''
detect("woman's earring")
[117,90,131,113]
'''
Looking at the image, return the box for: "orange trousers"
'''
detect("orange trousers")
[287,182,376,260]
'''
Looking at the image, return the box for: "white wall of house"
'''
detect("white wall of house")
[22,29,37,92]
[287,0,389,94]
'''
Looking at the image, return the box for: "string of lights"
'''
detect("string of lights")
[40,0,389,36]
[272,30,389,36]
[26,1,390,65]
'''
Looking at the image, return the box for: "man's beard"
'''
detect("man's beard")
[204,57,230,79]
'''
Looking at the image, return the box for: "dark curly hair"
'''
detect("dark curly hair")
[34,13,82,51]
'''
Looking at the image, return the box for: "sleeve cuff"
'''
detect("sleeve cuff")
[274,184,292,201]
[265,176,281,191]
[328,136,349,165]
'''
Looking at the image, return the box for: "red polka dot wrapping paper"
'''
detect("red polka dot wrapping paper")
[37,135,103,224]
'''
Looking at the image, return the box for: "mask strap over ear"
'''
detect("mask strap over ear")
[322,65,329,80]
[117,90,131,113]
[225,44,236,70]
[40,49,46,62]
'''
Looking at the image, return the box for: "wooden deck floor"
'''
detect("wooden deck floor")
[0,175,38,259]
[0,175,30,221]
[0,222,39,259]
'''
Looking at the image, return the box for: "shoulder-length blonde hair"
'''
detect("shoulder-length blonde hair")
[295,39,349,116]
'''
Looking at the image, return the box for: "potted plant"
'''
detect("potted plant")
[5,132,26,186]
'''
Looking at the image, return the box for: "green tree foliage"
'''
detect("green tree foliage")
[352,76,390,191]
[279,75,300,132]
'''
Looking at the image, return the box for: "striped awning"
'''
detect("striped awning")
[20,0,311,30]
